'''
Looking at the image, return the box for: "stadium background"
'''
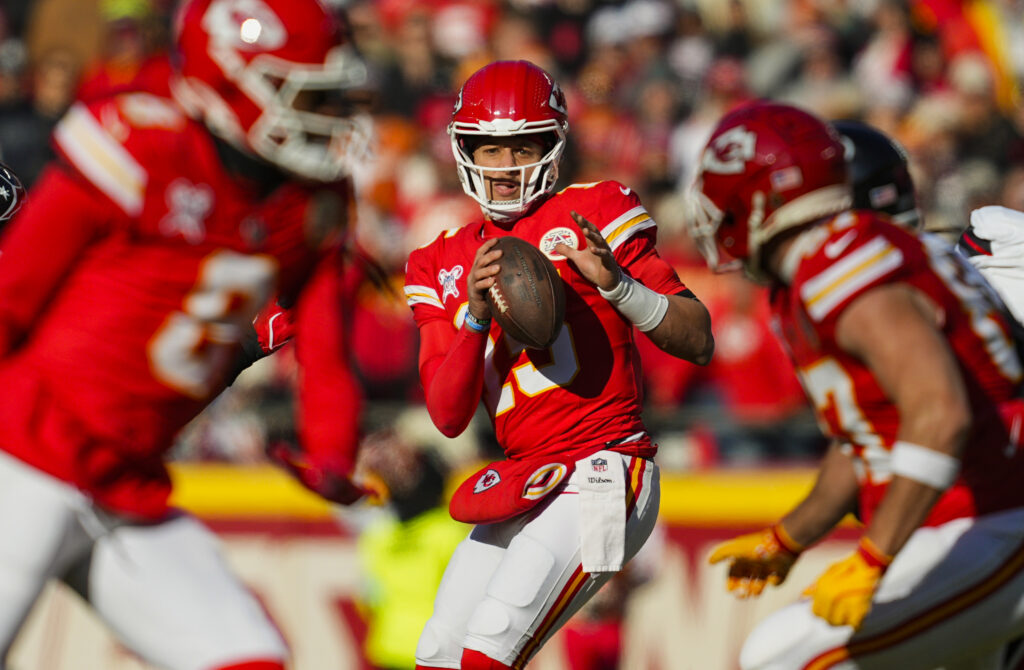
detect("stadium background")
[1,0,1021,667]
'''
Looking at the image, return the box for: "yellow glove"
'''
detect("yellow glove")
[708,524,803,598]
[804,536,893,629]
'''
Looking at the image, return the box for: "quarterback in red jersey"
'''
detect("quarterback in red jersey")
[692,101,1024,668]
[404,60,713,670]
[0,1,371,669]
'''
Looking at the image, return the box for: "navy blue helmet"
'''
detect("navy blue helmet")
[833,120,920,230]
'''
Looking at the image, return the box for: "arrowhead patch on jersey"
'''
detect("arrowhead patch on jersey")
[450,456,572,524]
[540,227,578,260]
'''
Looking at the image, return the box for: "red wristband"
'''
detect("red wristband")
[770,523,804,556]
[856,536,894,570]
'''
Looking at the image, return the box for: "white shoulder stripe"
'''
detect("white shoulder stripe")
[802,236,904,321]
[53,103,147,216]
[600,205,655,252]
[404,284,444,310]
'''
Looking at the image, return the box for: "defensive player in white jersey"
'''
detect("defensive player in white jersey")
[404,60,713,669]
[691,101,1024,669]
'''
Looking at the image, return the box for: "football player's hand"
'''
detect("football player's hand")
[253,302,295,355]
[708,524,803,598]
[803,537,892,629]
[468,237,502,321]
[266,443,370,506]
[556,211,621,292]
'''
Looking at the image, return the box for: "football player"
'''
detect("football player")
[957,206,1024,329]
[835,118,1024,345]
[832,119,921,231]
[693,101,1024,668]
[403,60,713,669]
[0,1,372,669]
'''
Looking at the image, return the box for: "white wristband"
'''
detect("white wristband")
[598,271,669,332]
[890,441,960,490]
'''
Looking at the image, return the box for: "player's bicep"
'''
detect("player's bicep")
[835,284,970,452]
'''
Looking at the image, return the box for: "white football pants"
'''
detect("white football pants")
[0,450,287,670]
[741,507,1024,670]
[416,453,659,668]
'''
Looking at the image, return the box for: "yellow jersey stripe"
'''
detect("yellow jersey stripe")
[404,284,443,309]
[601,206,655,251]
[801,237,903,321]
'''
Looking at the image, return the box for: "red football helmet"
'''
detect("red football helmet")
[449,60,568,222]
[171,0,372,182]
[688,101,851,279]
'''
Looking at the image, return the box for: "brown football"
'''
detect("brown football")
[486,236,566,349]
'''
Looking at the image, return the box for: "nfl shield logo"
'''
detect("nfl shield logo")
[591,457,608,472]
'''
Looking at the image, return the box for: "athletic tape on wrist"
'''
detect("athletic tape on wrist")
[890,441,960,490]
[598,271,669,332]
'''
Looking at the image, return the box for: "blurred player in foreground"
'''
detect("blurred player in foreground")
[0,1,373,668]
[403,60,713,669]
[692,101,1024,668]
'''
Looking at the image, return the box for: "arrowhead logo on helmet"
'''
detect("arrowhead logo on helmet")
[688,101,852,281]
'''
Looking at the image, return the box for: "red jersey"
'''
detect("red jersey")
[771,211,1024,525]
[404,181,689,460]
[0,92,360,518]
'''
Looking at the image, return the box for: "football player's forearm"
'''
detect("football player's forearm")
[865,396,967,558]
[862,476,944,560]
[294,257,361,472]
[644,294,714,365]
[421,327,487,437]
[780,444,860,547]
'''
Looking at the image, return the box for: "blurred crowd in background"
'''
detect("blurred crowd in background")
[2,0,1023,474]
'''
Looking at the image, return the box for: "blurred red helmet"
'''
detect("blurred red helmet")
[449,60,568,222]
[171,0,372,181]
[688,101,850,278]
